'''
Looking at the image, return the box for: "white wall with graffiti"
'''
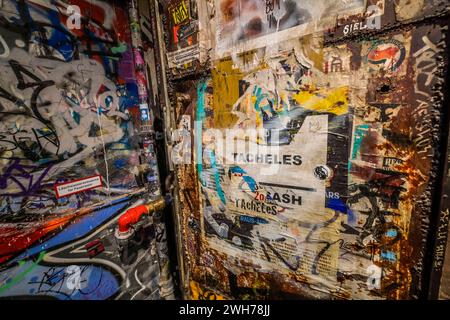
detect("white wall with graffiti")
[0,0,173,300]
[165,0,449,299]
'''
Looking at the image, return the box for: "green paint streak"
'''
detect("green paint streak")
[196,80,226,204]
[350,124,370,169]
[352,125,369,156]
[0,251,46,294]
[196,81,207,187]
[111,42,128,54]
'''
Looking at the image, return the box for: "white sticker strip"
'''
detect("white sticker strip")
[54,175,103,199]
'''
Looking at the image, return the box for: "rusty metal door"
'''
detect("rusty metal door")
[155,0,450,300]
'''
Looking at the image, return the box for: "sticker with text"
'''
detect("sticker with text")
[54,175,102,198]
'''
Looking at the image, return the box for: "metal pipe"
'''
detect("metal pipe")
[115,198,166,239]
[153,0,188,299]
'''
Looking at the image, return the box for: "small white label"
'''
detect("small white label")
[55,175,102,198]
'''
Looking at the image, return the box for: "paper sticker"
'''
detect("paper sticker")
[170,1,189,25]
[55,175,103,198]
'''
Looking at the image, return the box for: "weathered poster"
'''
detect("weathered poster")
[164,0,200,73]
[215,0,366,58]
[176,17,448,299]
[194,46,351,295]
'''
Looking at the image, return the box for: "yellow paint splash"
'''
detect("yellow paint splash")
[190,280,225,300]
[292,87,349,116]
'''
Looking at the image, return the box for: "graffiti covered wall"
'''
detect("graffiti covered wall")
[164,0,450,299]
[0,0,172,299]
